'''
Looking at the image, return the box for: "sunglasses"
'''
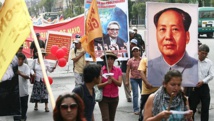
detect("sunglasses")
[108,28,119,31]
[60,103,78,110]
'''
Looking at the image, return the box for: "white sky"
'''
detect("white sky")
[0,0,5,4]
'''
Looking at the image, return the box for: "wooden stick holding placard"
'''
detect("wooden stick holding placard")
[30,26,56,109]
[101,37,110,73]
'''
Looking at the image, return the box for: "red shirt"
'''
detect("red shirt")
[102,66,122,98]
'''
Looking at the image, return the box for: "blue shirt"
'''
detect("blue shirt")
[72,84,95,121]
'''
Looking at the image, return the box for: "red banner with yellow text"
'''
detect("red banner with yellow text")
[23,14,84,58]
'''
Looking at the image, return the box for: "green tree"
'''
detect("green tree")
[62,0,84,19]
[204,0,211,6]
[0,2,2,8]
[73,0,84,15]
[132,2,146,24]
[128,0,133,24]
[63,8,74,18]
[40,0,55,12]
[28,4,40,17]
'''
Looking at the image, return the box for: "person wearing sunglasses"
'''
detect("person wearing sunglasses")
[53,93,86,121]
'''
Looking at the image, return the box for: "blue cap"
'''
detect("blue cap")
[75,34,81,38]
[131,39,138,45]
[36,33,40,36]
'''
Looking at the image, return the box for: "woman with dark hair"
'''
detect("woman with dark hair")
[30,48,56,112]
[143,70,193,121]
[98,50,122,121]
[53,93,86,121]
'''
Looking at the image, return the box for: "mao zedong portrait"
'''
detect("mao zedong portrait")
[148,7,198,87]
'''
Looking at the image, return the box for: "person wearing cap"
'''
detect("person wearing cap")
[71,37,86,86]
[97,51,122,121]
[132,27,145,51]
[30,48,56,112]
[148,7,198,87]
[30,33,45,59]
[129,29,135,40]
[125,46,142,115]
[119,37,137,103]
[130,38,143,57]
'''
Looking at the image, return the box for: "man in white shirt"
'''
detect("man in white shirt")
[17,53,30,121]
[187,44,214,121]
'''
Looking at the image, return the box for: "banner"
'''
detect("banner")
[46,31,72,61]
[81,0,103,61]
[0,0,32,81]
[146,2,198,87]
[85,0,129,61]
[23,14,84,58]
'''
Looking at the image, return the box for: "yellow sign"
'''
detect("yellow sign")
[0,0,32,81]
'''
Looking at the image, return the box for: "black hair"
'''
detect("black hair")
[53,93,86,121]
[154,7,191,31]
[103,55,117,66]
[17,53,26,60]
[164,70,182,84]
[83,64,101,83]
[36,33,40,37]
[163,70,187,105]
[199,44,209,53]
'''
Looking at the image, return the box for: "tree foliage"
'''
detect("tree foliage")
[28,4,40,17]
[63,0,84,19]
[40,0,55,12]
[128,0,133,24]
[0,2,2,8]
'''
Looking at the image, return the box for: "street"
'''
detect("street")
[1,32,214,121]
[26,32,214,121]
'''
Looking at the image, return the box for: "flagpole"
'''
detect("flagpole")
[101,37,110,73]
[30,26,56,109]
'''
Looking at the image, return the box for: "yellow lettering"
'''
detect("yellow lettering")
[0,49,6,62]
[67,29,72,33]
[5,9,13,21]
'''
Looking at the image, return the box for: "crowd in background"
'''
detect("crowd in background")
[1,24,214,121]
